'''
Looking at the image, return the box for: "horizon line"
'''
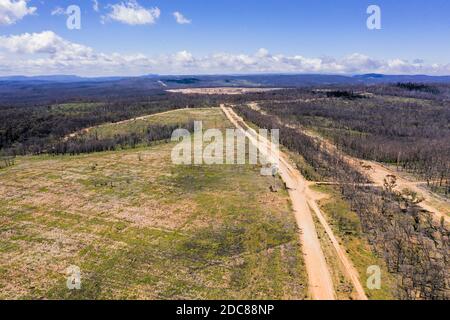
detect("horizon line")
[2,73,450,79]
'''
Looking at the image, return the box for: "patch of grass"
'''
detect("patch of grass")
[311,184,397,300]
[284,147,322,181]
[87,108,229,140]
[311,213,354,300]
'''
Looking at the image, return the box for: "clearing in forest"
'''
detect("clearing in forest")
[0,108,308,299]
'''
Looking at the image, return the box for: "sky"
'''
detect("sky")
[1,0,450,76]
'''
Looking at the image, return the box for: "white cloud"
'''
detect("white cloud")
[255,48,269,58]
[1,32,450,76]
[51,6,65,16]
[0,31,93,57]
[92,0,99,12]
[105,1,160,25]
[0,0,36,25]
[173,11,191,24]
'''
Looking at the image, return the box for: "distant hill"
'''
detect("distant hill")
[353,74,450,83]
[2,73,450,90]
[0,75,127,82]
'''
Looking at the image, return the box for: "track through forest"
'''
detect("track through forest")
[246,102,450,224]
[221,105,369,300]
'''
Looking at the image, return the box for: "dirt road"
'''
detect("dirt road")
[221,105,369,300]
[355,160,449,223]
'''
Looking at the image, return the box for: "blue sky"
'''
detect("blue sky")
[1,0,450,76]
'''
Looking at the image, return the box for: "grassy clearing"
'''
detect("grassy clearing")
[85,108,223,140]
[310,184,397,300]
[0,108,307,299]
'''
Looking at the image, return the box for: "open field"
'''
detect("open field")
[77,108,223,140]
[0,108,308,299]
[167,88,282,95]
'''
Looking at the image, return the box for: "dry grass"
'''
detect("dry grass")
[0,108,307,300]
[166,88,282,95]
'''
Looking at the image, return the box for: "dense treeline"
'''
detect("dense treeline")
[342,183,449,300]
[256,87,450,195]
[233,104,368,183]
[49,122,195,155]
[228,83,450,104]
[234,101,450,300]
[237,84,450,299]
[395,82,440,94]
[0,92,220,156]
[366,83,450,101]
[325,90,366,100]
[0,85,328,156]
[0,81,167,106]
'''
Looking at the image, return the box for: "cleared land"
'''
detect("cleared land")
[0,108,308,299]
[65,108,218,141]
[167,88,282,95]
